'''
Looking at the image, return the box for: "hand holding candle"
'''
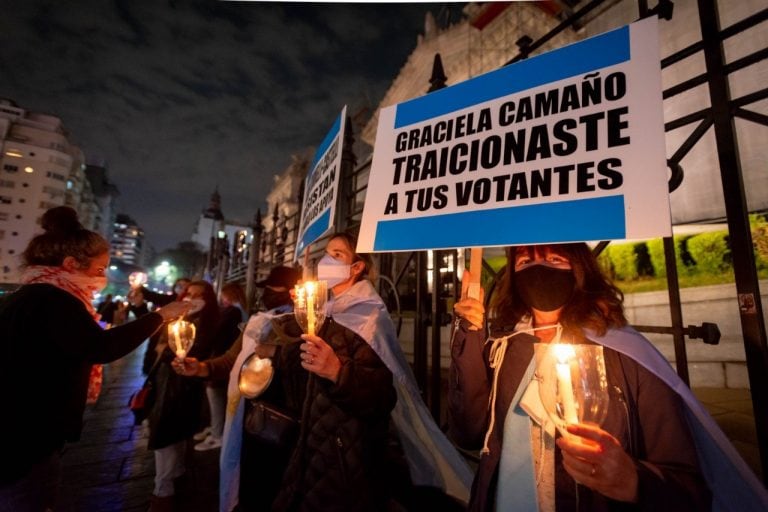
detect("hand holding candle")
[535,343,609,440]
[294,280,327,336]
[167,319,196,360]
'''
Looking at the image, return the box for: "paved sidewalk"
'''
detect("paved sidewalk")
[55,345,764,512]
[57,347,219,512]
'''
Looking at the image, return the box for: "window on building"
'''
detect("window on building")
[0,180,14,188]
[0,213,8,221]
[3,164,18,173]
[0,196,11,205]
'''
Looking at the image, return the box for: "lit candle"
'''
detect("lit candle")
[172,321,185,359]
[306,281,316,336]
[553,343,578,425]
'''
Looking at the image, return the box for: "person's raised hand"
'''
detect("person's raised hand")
[156,301,193,322]
[453,269,486,331]
[556,423,639,503]
[300,333,342,383]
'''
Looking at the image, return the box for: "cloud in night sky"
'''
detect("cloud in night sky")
[0,0,461,250]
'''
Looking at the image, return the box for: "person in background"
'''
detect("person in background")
[193,282,248,452]
[0,207,189,512]
[146,280,219,512]
[449,243,767,511]
[173,265,301,511]
[96,293,117,325]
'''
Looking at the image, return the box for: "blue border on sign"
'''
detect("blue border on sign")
[372,196,626,251]
[310,113,342,171]
[297,209,332,256]
[394,25,630,128]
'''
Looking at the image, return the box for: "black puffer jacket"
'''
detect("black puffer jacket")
[272,317,397,512]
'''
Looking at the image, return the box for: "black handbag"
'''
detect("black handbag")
[244,400,299,446]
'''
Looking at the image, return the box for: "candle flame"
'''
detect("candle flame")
[552,343,575,363]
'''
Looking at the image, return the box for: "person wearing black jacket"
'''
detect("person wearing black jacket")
[0,207,189,512]
[448,243,711,511]
[146,280,219,511]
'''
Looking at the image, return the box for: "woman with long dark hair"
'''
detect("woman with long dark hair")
[0,207,189,512]
[147,280,219,511]
[449,242,767,511]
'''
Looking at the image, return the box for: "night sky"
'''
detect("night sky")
[0,0,463,250]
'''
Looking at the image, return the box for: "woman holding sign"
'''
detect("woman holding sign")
[449,242,767,511]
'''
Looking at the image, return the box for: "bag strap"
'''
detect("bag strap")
[142,348,165,385]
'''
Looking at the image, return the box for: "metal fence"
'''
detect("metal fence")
[216,0,768,482]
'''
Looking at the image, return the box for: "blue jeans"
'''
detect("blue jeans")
[0,451,61,512]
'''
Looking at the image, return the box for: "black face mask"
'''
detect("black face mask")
[261,289,291,311]
[514,264,576,312]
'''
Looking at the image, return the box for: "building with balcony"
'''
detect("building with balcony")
[0,98,99,283]
[110,213,146,267]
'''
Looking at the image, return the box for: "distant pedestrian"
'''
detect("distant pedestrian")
[96,293,117,325]
[193,282,248,452]
[0,206,190,512]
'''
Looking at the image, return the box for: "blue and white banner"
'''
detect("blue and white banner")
[358,18,669,252]
[295,106,346,260]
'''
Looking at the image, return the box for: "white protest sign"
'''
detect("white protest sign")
[358,18,669,253]
[295,106,346,260]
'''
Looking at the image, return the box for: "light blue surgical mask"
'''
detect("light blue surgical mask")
[317,254,351,288]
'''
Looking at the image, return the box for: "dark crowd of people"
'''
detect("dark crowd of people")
[2,207,767,512]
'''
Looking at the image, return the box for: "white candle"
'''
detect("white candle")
[172,321,184,358]
[553,344,578,425]
[306,281,316,336]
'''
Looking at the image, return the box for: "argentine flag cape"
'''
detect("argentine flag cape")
[219,305,293,512]
[502,325,768,511]
[330,279,473,504]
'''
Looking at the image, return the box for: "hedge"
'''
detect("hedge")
[686,231,731,274]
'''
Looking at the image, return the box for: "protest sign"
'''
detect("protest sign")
[295,106,346,260]
[358,18,669,252]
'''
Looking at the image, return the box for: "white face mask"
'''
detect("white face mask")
[183,297,206,315]
[317,253,351,288]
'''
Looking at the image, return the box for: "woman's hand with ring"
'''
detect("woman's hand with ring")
[300,334,342,383]
[556,423,639,503]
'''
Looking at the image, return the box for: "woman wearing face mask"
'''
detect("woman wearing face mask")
[449,243,768,511]
[270,232,472,512]
[0,207,190,512]
[146,280,220,511]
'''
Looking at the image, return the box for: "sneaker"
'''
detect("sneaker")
[193,426,212,441]
[194,434,222,451]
